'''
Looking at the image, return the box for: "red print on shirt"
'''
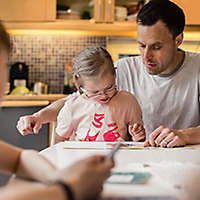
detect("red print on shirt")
[103,123,120,141]
[83,113,120,142]
[84,129,100,141]
[92,113,104,128]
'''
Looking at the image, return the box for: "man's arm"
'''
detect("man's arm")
[145,125,200,148]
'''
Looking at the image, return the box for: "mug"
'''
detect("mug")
[33,82,48,95]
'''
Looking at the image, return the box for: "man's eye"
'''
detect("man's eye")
[139,45,146,48]
[152,46,162,50]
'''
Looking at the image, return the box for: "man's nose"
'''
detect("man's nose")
[143,48,153,61]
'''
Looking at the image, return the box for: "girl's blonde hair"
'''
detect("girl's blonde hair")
[72,46,115,93]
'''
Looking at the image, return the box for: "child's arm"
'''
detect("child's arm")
[17,93,80,136]
[55,133,69,144]
[17,98,66,136]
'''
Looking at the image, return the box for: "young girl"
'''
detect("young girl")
[55,46,145,142]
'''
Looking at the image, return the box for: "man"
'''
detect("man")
[17,0,200,148]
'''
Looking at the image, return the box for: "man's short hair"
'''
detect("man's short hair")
[136,0,185,39]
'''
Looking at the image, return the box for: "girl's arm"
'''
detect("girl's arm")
[55,133,69,144]
[17,99,66,135]
[0,141,56,183]
[17,93,79,136]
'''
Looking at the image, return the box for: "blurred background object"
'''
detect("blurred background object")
[9,62,29,94]
[115,6,127,21]
[57,0,93,20]
[63,62,76,94]
[10,86,30,95]
[33,82,48,95]
[115,0,145,21]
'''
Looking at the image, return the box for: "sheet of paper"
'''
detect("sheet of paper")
[102,197,177,200]
[62,141,145,149]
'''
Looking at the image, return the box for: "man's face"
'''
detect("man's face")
[137,20,182,75]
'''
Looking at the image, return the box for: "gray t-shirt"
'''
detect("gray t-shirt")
[115,51,200,136]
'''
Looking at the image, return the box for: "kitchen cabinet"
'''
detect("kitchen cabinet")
[172,0,200,25]
[0,105,49,186]
[0,105,49,151]
[2,0,141,36]
[0,0,56,22]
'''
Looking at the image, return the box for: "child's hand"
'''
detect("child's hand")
[129,123,146,142]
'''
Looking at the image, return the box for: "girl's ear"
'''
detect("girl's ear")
[73,73,82,94]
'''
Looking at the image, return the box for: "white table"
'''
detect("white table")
[41,142,200,200]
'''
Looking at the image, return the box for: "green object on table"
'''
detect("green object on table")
[107,171,151,184]
[10,86,30,95]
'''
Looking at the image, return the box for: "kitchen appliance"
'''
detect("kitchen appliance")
[9,62,29,93]
[33,82,48,95]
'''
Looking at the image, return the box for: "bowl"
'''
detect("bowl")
[10,86,30,95]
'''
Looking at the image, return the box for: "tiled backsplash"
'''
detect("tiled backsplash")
[8,35,106,93]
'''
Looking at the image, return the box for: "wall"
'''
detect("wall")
[8,35,106,93]
[7,34,200,94]
[107,37,200,62]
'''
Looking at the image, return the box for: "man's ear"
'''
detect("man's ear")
[175,33,183,47]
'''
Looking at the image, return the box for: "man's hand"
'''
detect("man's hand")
[53,155,114,200]
[129,123,146,142]
[16,115,42,136]
[144,126,188,148]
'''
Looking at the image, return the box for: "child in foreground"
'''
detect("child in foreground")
[55,46,146,142]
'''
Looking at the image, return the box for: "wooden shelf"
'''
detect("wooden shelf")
[4,20,137,37]
[1,100,50,107]
[5,94,67,103]
[4,20,200,40]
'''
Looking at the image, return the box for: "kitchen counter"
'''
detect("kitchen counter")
[1,94,67,107]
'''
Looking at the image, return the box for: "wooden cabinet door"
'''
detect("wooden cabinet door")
[172,0,200,25]
[0,0,56,22]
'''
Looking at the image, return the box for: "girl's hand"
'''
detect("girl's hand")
[16,115,42,136]
[129,123,146,142]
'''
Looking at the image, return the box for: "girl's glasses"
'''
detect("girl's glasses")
[80,84,116,99]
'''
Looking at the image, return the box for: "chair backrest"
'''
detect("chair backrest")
[49,121,57,146]
[49,121,75,146]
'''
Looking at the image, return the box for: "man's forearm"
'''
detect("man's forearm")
[34,99,65,124]
[182,125,200,145]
